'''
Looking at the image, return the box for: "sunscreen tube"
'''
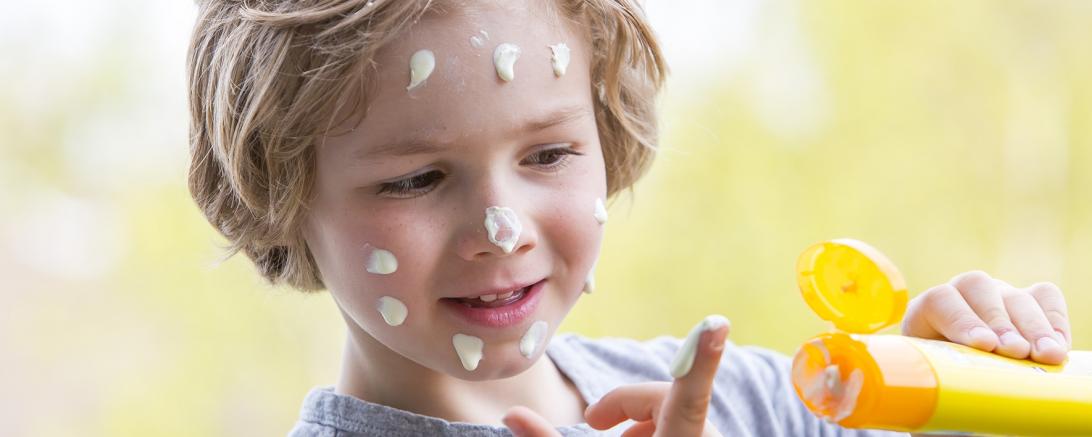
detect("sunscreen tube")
[791,239,1092,435]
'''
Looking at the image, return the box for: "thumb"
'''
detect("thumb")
[503,405,563,437]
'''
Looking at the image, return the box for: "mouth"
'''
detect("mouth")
[440,280,545,328]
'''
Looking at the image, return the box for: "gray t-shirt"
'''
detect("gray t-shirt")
[288,334,908,436]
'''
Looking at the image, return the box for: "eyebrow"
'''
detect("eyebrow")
[354,105,591,159]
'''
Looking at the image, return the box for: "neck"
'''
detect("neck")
[333,320,587,426]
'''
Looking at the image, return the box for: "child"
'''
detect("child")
[185,0,1074,435]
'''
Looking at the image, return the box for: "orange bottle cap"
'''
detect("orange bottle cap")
[796,239,909,333]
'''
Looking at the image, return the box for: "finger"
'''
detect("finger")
[949,271,1029,358]
[1004,289,1067,364]
[584,382,671,430]
[1026,282,1071,349]
[621,420,656,437]
[657,317,729,437]
[902,283,998,351]
[503,405,563,437]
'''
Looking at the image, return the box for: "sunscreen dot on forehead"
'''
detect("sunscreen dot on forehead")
[520,321,549,358]
[484,206,522,253]
[406,49,435,91]
[375,296,408,326]
[548,43,570,77]
[365,245,398,274]
[469,29,489,48]
[493,43,521,82]
[669,315,730,378]
[453,333,485,371]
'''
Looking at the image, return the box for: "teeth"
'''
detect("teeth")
[498,290,515,299]
[479,294,497,302]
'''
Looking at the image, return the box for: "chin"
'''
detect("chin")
[448,353,542,381]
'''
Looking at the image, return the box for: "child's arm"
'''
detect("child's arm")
[504,322,731,437]
[901,270,1071,364]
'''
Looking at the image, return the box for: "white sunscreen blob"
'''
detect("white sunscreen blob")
[452,333,484,371]
[548,43,570,77]
[375,296,408,326]
[519,321,549,358]
[365,245,398,275]
[583,261,596,294]
[407,49,435,91]
[493,43,521,82]
[593,198,608,224]
[484,206,522,253]
[669,315,730,378]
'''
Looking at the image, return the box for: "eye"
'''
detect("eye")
[522,145,583,170]
[377,170,445,198]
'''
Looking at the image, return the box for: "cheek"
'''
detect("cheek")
[312,207,444,330]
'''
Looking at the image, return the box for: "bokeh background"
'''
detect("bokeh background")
[2,1,1090,435]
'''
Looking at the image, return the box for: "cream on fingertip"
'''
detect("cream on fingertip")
[669,315,730,378]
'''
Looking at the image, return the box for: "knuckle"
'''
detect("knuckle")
[676,396,711,424]
[921,284,957,308]
[951,270,992,289]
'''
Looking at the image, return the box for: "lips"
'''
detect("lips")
[441,280,545,328]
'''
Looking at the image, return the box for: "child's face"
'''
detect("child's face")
[304,1,605,380]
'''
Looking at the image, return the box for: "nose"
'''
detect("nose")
[453,196,538,261]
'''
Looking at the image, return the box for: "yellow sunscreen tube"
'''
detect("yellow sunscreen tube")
[791,239,1092,435]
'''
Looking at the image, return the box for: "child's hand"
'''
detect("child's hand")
[503,324,729,437]
[901,270,1072,364]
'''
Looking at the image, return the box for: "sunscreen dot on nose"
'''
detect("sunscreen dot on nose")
[406,49,435,91]
[484,206,522,253]
[365,245,398,275]
[493,43,521,82]
[669,315,730,378]
[375,296,408,326]
[520,321,549,358]
[453,333,484,371]
[593,198,608,224]
[548,43,570,77]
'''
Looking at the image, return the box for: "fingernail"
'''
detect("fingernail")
[1037,336,1061,353]
[969,327,997,346]
[999,331,1026,347]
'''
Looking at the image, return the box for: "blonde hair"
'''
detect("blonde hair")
[187,0,667,291]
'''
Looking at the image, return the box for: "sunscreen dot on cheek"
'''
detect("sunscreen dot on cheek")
[407,49,435,91]
[375,296,408,326]
[583,261,596,294]
[453,333,485,371]
[365,245,398,275]
[593,198,608,225]
[519,321,549,358]
[669,315,730,378]
[548,43,570,77]
[493,43,521,82]
[484,206,522,253]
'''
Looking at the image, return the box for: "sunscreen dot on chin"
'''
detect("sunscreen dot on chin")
[453,333,485,371]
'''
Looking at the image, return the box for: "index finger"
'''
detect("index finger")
[658,315,730,437]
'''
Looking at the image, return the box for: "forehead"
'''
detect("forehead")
[328,0,594,151]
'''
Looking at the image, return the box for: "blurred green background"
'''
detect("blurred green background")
[2,1,1089,435]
